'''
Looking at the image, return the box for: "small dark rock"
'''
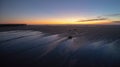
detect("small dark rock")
[68,36,73,39]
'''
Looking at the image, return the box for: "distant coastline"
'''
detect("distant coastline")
[0,24,27,27]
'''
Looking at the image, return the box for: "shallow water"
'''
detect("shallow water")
[0,30,120,67]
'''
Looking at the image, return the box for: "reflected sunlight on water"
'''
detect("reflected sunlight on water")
[0,30,120,67]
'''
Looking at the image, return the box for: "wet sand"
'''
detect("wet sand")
[0,25,120,67]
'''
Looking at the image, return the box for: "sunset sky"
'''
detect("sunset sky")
[0,0,120,25]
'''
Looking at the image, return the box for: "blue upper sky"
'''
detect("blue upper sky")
[0,0,120,24]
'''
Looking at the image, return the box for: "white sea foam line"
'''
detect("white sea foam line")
[0,31,42,42]
[0,33,44,48]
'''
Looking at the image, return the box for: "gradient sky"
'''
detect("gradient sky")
[0,0,120,24]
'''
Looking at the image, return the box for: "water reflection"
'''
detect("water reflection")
[0,30,42,43]
[0,30,120,67]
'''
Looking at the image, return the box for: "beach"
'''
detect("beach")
[0,25,120,67]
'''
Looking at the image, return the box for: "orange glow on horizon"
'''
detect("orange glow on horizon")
[0,20,112,25]
[26,19,111,25]
[0,17,114,25]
